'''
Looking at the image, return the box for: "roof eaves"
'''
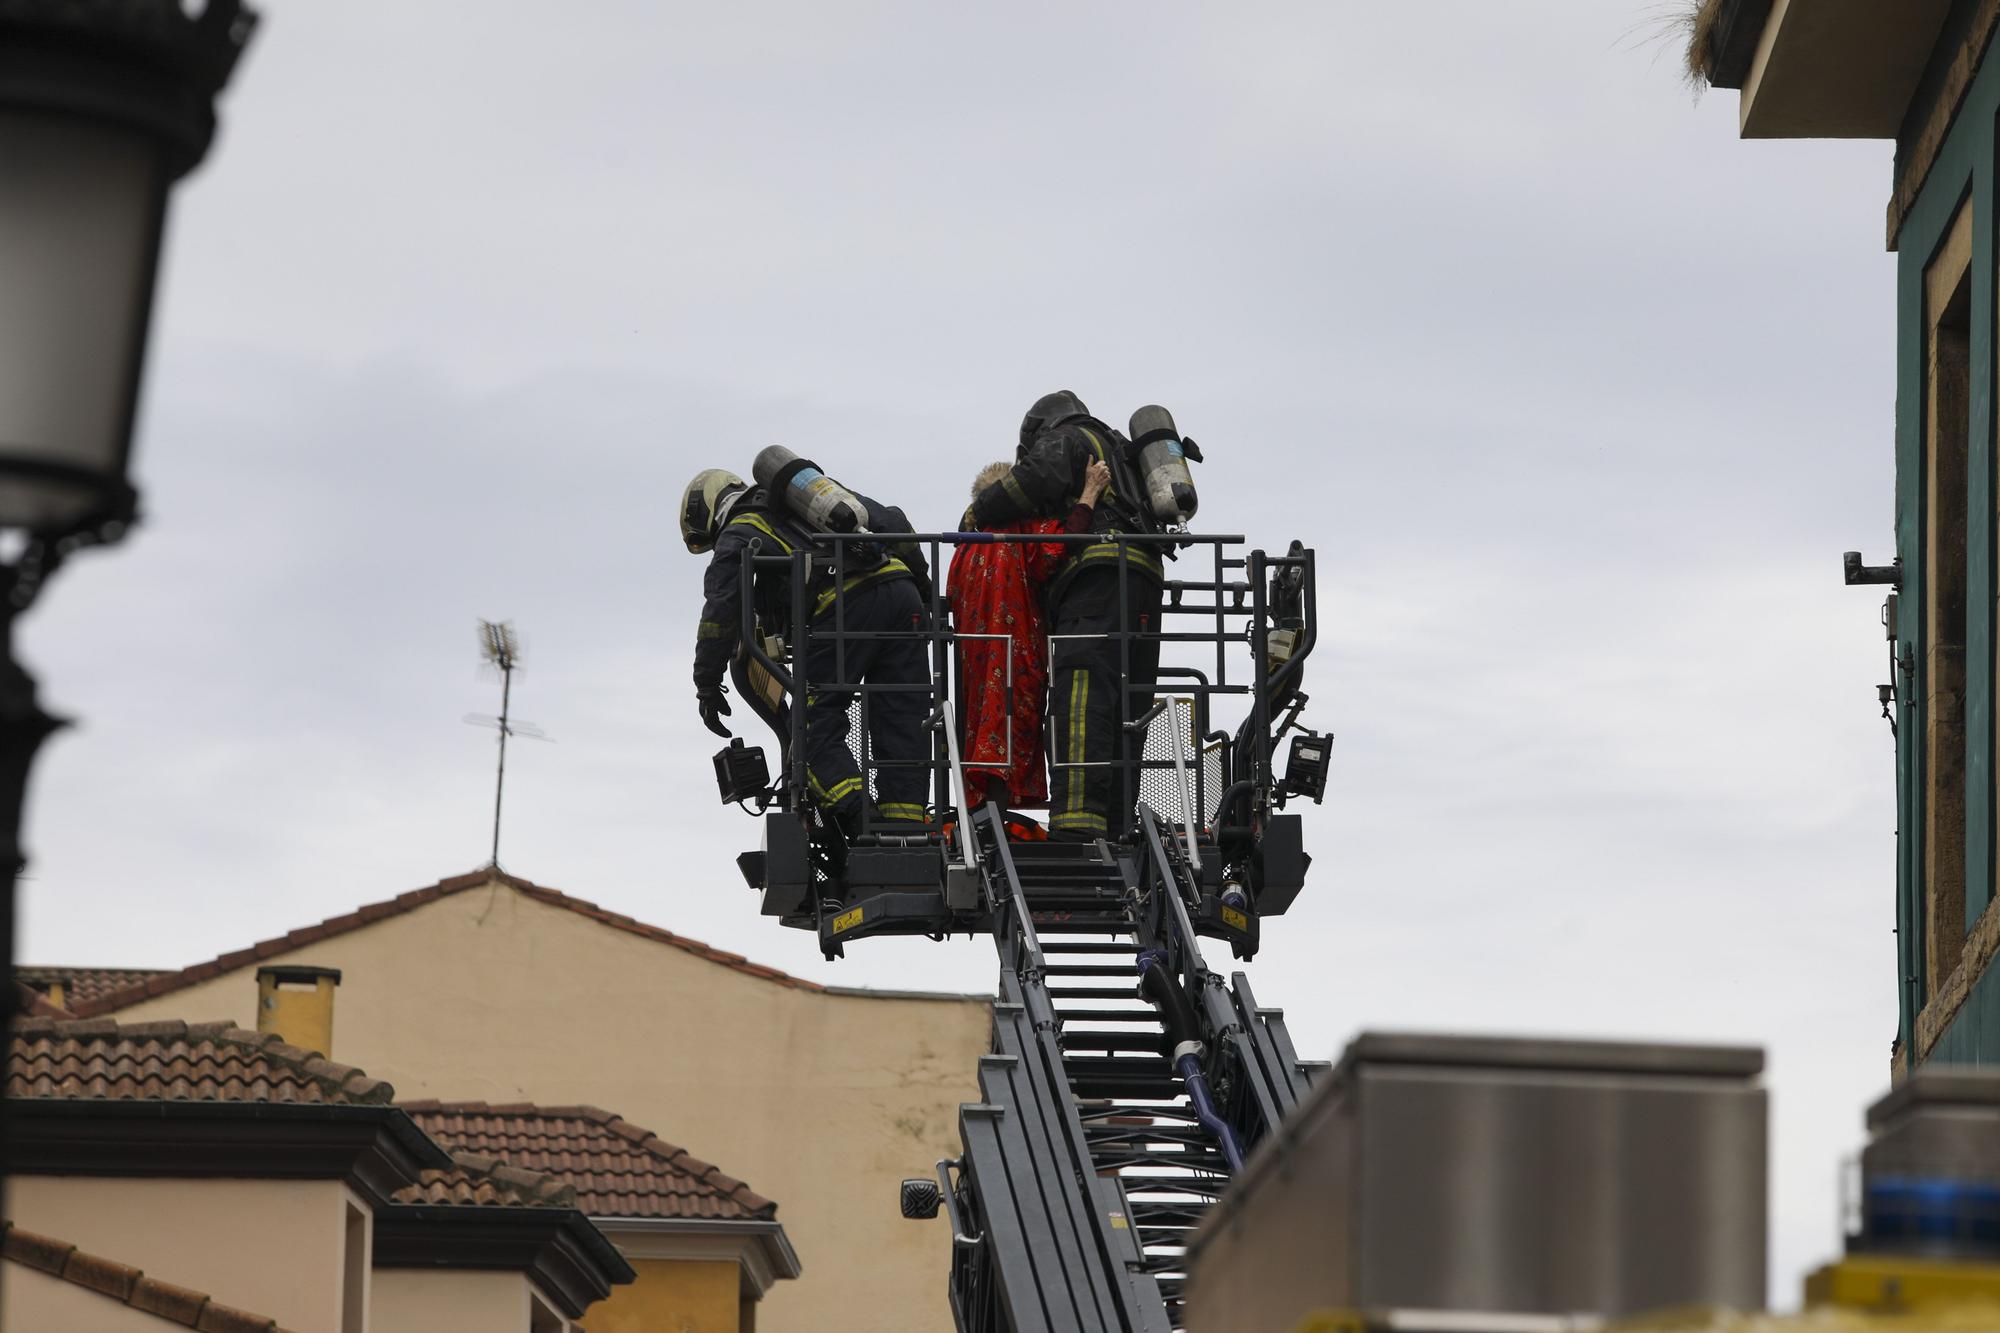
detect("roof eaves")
[589,1216,803,1285]
[372,1205,636,1317]
[10,1016,398,1103]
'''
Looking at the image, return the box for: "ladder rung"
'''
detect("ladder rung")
[1116,1174,1228,1197]
[1060,1031,1170,1053]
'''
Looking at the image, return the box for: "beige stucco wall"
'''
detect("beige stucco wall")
[10,1176,365,1333]
[3,1259,192,1331]
[375,1267,564,1333]
[109,880,992,1333]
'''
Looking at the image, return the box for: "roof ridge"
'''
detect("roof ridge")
[396,1099,619,1123]
[69,868,836,1018]
[17,964,170,975]
[2,1221,295,1331]
[438,1149,576,1208]
[9,1016,395,1105]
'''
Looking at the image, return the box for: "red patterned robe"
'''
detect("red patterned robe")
[949,518,1070,808]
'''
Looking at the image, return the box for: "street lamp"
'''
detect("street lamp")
[0,0,256,1019]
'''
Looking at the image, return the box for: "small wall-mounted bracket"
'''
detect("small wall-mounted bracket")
[1843,551,1902,586]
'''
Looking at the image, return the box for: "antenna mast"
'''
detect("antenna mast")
[468,619,547,868]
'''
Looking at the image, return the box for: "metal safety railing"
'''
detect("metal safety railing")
[731,529,1316,859]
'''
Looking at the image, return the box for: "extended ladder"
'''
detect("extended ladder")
[719,531,1329,1331]
[905,806,1324,1333]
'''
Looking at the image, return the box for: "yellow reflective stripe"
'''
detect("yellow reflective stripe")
[877,803,926,820]
[812,558,911,616]
[1052,811,1107,832]
[821,777,864,804]
[697,620,729,639]
[1079,429,1118,506]
[728,513,793,551]
[1001,473,1032,510]
[1065,671,1088,824]
[1076,543,1162,576]
[808,769,864,805]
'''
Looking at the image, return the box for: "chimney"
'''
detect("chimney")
[255,965,342,1056]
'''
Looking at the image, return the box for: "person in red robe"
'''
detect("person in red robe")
[950,459,1111,811]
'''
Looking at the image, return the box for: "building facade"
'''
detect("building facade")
[4,1017,637,1333]
[25,869,992,1333]
[1691,0,2000,1072]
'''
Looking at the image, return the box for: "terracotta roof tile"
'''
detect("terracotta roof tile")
[7,1017,396,1105]
[400,1101,778,1221]
[129,1278,212,1326]
[197,1304,283,1333]
[65,1248,143,1301]
[16,966,168,1007]
[391,1148,577,1209]
[70,869,844,1019]
[1,1224,293,1331]
[3,1224,74,1274]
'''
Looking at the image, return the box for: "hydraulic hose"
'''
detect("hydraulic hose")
[1135,949,1200,1049]
[1136,949,1246,1173]
[1174,1041,1246,1173]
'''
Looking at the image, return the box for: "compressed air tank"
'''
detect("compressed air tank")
[752,445,869,533]
[1128,405,1199,526]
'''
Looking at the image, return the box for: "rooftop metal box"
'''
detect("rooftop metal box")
[1184,1032,1767,1333]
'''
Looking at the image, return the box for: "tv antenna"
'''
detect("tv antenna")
[465,619,549,867]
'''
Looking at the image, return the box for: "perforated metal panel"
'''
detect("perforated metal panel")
[1139,697,1201,829]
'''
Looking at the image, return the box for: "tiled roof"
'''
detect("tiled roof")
[401,1101,777,1221]
[14,980,70,1018]
[392,1150,577,1210]
[69,869,831,1018]
[8,1017,394,1105]
[18,965,170,1006]
[2,1223,295,1333]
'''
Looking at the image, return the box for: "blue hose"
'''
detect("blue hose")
[1134,950,1247,1173]
[1175,1047,1247,1173]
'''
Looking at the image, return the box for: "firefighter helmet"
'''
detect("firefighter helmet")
[1019,390,1092,454]
[680,469,750,553]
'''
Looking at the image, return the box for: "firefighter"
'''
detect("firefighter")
[682,466,933,834]
[965,391,1165,840]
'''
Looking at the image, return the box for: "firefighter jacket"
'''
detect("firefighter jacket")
[693,494,929,693]
[968,418,1164,586]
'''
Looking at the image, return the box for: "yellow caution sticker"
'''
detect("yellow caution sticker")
[1108,1211,1128,1231]
[1221,906,1248,932]
[833,907,864,934]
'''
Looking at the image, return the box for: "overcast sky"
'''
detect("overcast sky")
[19,0,1900,1308]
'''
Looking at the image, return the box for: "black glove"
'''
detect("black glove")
[697,686,732,738]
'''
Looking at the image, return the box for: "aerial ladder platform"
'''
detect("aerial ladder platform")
[716,529,1330,1332]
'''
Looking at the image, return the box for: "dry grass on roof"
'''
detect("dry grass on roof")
[1684,0,1724,86]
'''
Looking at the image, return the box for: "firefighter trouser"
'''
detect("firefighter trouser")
[803,576,931,825]
[1048,566,1164,839]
